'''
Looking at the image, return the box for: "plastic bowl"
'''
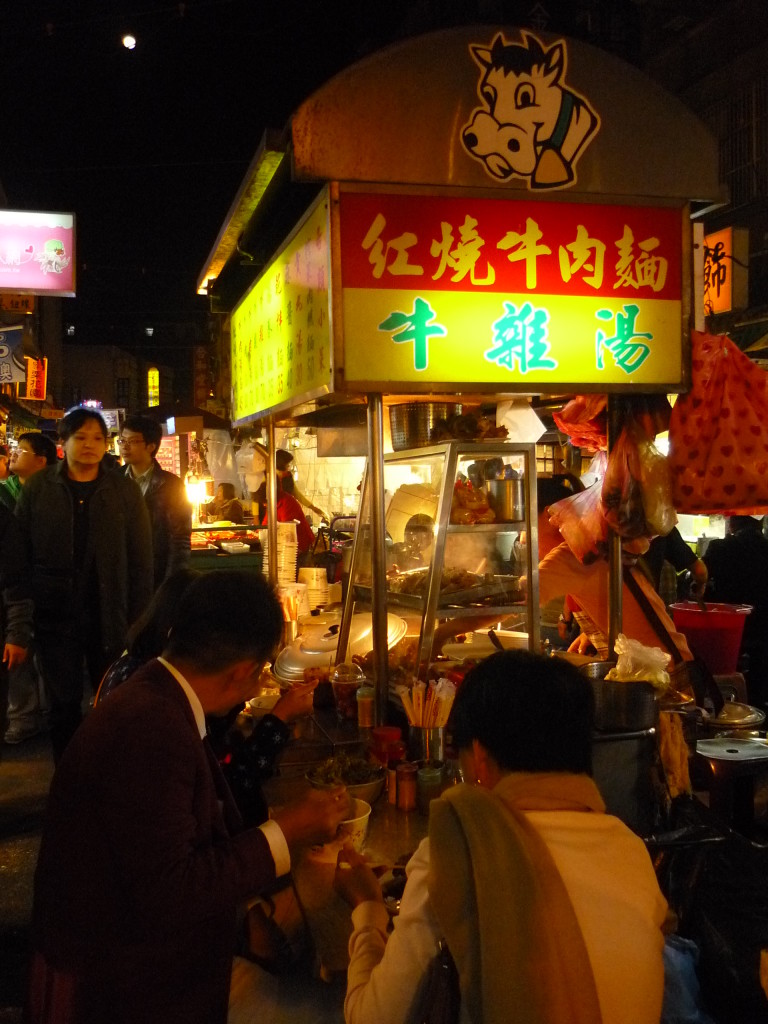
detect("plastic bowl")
[337,798,372,852]
[306,766,386,805]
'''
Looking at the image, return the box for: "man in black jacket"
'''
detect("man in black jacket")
[119,414,191,588]
[16,407,153,760]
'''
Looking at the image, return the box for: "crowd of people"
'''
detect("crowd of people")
[1,414,750,1023]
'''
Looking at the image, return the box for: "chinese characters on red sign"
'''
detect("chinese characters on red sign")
[339,192,683,387]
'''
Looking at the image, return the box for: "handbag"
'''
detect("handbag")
[413,938,460,1024]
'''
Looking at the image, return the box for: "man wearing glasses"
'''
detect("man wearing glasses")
[120,414,191,588]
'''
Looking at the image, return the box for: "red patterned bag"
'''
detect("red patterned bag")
[668,331,768,514]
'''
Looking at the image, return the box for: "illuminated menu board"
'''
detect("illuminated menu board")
[339,191,685,389]
[231,195,332,424]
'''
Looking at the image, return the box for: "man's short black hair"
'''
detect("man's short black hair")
[123,414,163,456]
[18,431,58,464]
[452,650,594,775]
[163,570,283,673]
[59,407,108,441]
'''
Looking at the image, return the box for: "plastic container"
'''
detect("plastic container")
[331,663,366,721]
[396,762,418,811]
[486,478,524,521]
[417,764,444,814]
[670,602,752,675]
[337,798,372,852]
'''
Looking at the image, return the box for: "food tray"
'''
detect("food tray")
[358,571,524,609]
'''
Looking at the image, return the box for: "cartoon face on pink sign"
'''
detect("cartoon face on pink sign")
[462,32,600,191]
[0,211,75,296]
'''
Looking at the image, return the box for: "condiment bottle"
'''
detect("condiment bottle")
[396,762,418,812]
[356,685,375,727]
[417,764,444,814]
[387,759,400,805]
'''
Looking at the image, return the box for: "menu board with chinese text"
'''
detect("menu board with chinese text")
[231,196,332,424]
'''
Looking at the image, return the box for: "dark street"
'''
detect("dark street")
[0,734,53,1021]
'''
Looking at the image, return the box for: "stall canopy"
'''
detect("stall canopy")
[199,25,724,427]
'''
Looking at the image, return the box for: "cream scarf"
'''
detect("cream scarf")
[427,772,606,1024]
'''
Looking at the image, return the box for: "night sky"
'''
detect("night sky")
[0,0,409,340]
[0,1,716,350]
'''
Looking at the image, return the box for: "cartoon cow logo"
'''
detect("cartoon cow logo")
[462,32,600,190]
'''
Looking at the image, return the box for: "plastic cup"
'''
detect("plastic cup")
[337,798,372,852]
[332,663,366,721]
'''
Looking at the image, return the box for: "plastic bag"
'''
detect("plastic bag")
[668,330,768,514]
[637,433,677,537]
[601,423,647,539]
[547,479,608,564]
[552,394,607,451]
[605,633,671,688]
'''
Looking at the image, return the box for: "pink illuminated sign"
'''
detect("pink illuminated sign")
[0,211,75,296]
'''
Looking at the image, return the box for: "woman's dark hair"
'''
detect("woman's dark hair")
[126,569,201,661]
[275,448,293,472]
[452,650,594,775]
[164,570,283,672]
[59,407,108,441]
[217,481,237,502]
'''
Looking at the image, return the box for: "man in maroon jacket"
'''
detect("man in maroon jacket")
[29,570,349,1024]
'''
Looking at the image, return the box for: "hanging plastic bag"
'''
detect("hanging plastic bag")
[601,422,647,539]
[547,452,608,564]
[636,432,677,537]
[547,480,609,564]
[668,330,768,514]
[552,395,608,451]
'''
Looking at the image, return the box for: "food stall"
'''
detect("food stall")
[197,26,726,860]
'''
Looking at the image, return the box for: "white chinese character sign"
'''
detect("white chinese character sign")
[230,195,332,424]
[339,191,683,389]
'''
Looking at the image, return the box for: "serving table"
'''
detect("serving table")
[263,758,429,976]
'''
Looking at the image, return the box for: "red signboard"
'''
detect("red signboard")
[339,193,681,299]
[23,357,48,400]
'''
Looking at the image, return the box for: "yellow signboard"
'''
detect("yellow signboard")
[231,195,332,424]
[344,290,682,386]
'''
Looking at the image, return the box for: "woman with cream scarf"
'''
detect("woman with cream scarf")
[334,650,667,1024]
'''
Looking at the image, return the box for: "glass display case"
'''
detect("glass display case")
[190,524,264,572]
[340,441,539,680]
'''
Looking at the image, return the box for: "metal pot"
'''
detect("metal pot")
[389,402,463,451]
[580,661,658,732]
[486,478,525,522]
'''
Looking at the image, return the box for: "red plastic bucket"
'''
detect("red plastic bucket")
[670,602,752,674]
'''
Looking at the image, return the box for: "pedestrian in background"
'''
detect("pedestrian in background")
[0,501,33,751]
[704,514,768,709]
[120,414,191,587]
[15,407,153,760]
[2,432,58,745]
